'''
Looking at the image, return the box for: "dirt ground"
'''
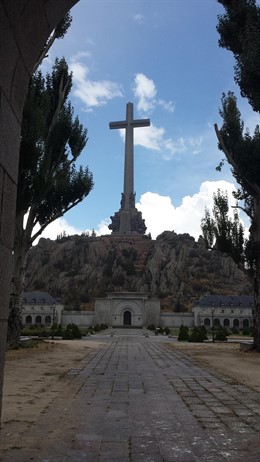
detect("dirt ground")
[170,340,260,392]
[0,338,259,454]
[0,339,103,453]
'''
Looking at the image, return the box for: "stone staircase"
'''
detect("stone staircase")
[105,234,154,274]
[132,239,154,274]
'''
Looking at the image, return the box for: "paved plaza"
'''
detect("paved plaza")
[2,330,260,461]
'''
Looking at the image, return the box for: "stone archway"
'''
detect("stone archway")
[123,310,132,326]
[0,0,79,423]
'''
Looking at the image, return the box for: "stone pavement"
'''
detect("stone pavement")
[1,329,260,461]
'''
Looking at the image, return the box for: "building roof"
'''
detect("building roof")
[21,291,57,305]
[195,295,254,308]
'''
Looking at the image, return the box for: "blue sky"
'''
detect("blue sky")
[38,0,258,242]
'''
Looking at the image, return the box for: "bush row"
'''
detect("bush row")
[21,323,108,340]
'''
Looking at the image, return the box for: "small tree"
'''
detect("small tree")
[178,325,190,341]
[189,326,208,343]
[201,189,246,266]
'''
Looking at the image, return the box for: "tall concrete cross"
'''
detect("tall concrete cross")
[109,102,150,209]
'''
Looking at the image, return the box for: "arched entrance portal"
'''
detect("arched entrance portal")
[124,310,132,326]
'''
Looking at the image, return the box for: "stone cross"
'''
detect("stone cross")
[109,102,150,209]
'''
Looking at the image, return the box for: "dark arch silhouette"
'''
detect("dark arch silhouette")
[26,315,32,325]
[123,310,132,326]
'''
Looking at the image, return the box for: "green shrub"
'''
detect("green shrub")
[63,328,74,339]
[147,324,155,331]
[178,325,190,341]
[20,339,40,348]
[221,326,230,336]
[63,323,82,340]
[232,327,239,335]
[200,325,208,336]
[215,330,227,341]
[189,326,208,343]
[164,327,171,335]
[21,328,49,337]
[214,325,228,341]
[242,328,251,336]
[51,324,64,336]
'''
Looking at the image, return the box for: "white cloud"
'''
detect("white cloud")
[70,57,123,110]
[119,122,203,159]
[158,99,175,113]
[135,124,165,150]
[71,51,92,61]
[119,122,165,151]
[136,180,247,240]
[131,73,202,158]
[33,218,82,245]
[133,73,173,114]
[133,73,157,113]
[164,136,203,158]
[32,181,249,245]
[33,217,112,245]
[133,14,144,24]
[95,218,111,236]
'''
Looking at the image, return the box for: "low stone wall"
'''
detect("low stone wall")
[161,313,194,328]
[61,310,194,328]
[62,311,95,327]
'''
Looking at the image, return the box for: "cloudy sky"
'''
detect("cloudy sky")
[37,0,256,243]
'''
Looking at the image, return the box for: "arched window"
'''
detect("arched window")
[45,315,52,325]
[233,318,239,328]
[204,318,211,326]
[223,318,230,327]
[35,315,42,325]
[214,318,220,326]
[25,315,32,325]
[243,319,249,328]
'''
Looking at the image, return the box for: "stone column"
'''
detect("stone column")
[0,0,78,424]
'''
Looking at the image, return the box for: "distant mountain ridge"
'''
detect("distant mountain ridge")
[25,231,252,311]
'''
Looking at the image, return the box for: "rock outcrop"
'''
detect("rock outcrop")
[25,231,252,311]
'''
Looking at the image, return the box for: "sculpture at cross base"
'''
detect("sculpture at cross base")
[108,102,150,235]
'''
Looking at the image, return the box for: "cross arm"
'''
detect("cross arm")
[131,119,150,128]
[109,121,127,130]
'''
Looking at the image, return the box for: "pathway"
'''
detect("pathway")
[1,330,260,461]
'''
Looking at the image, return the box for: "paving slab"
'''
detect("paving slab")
[0,329,260,461]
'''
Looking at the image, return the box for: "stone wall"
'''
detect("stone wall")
[161,313,194,328]
[0,0,78,423]
[62,311,95,327]
[60,310,194,329]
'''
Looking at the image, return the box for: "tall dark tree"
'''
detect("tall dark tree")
[217,0,260,113]
[201,189,245,265]
[8,57,93,348]
[215,0,260,348]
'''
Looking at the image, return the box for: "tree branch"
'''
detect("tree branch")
[30,196,84,244]
[214,123,260,197]
[48,71,71,137]
[231,204,254,220]
[32,32,56,74]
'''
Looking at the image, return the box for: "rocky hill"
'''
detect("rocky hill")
[25,231,252,312]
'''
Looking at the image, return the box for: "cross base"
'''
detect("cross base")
[109,207,146,235]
